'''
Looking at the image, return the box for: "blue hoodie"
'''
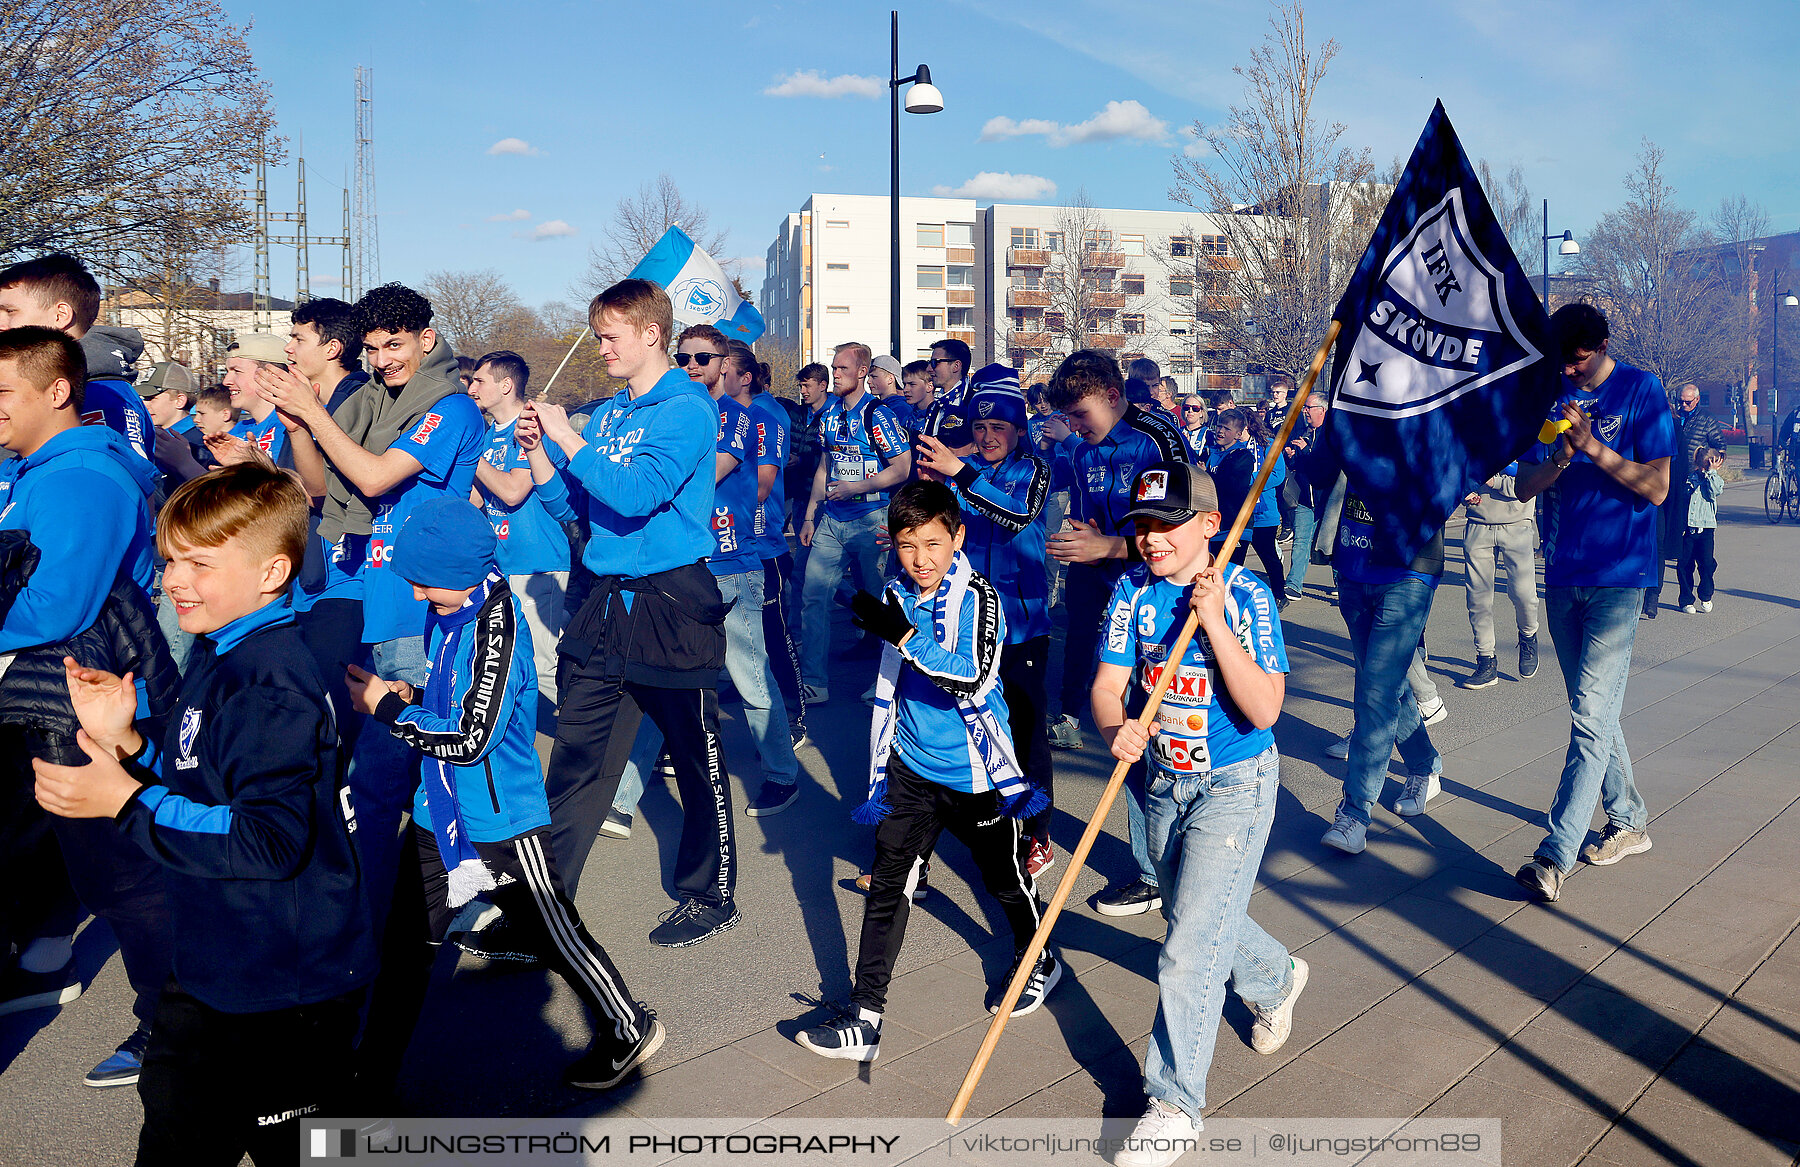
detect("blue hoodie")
[567,367,718,578]
[949,449,1051,643]
[0,424,157,653]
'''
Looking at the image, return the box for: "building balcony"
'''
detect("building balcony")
[948,330,976,348]
[1203,295,1242,313]
[1087,333,1127,350]
[1008,248,1050,267]
[1081,250,1126,269]
[946,246,976,264]
[1088,291,1126,309]
[1204,373,1242,391]
[1008,287,1050,308]
[1011,331,1053,350]
[947,288,975,306]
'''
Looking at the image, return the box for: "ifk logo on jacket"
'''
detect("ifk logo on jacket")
[1324,99,1559,565]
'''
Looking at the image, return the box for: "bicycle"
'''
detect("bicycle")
[1765,448,1799,523]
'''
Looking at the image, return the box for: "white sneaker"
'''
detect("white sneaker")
[1247,957,1309,1054]
[1324,733,1351,760]
[1395,771,1440,817]
[1681,603,1697,614]
[1114,1098,1203,1167]
[1419,696,1446,726]
[1320,801,1366,854]
[1699,600,1714,613]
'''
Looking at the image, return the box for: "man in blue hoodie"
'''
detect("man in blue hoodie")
[0,326,168,1088]
[526,279,739,949]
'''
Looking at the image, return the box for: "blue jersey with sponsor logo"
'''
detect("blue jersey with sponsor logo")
[1521,362,1676,589]
[709,395,760,576]
[748,393,790,561]
[1067,404,1191,537]
[478,417,570,576]
[819,392,906,521]
[361,393,485,643]
[82,378,155,468]
[230,410,290,469]
[1100,562,1288,775]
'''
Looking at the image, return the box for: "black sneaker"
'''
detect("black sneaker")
[1095,878,1162,916]
[454,916,541,965]
[84,1026,150,1088]
[648,899,741,948]
[986,953,1063,1016]
[1460,655,1500,689]
[796,1006,881,1061]
[565,1014,665,1090]
[1518,632,1539,679]
[1515,855,1564,903]
[0,961,82,1018]
[746,782,799,817]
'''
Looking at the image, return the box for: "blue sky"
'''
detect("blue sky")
[229,0,1800,308]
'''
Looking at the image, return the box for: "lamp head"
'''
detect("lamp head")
[1783,292,1799,308]
[904,65,943,114]
[1559,231,1580,256]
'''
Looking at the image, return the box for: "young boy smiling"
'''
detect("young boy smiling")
[794,480,1055,1062]
[33,463,374,1165]
[1094,461,1307,1166]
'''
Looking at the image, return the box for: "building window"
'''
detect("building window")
[1169,236,1194,257]
[826,219,850,228]
[1084,229,1114,253]
[826,305,850,314]
[919,312,943,331]
[916,223,944,247]
[1045,311,1066,332]
[916,266,944,289]
[947,265,974,288]
[948,306,973,328]
[1170,276,1194,298]
[1201,235,1229,256]
[1010,271,1042,290]
[1122,273,1145,295]
[1169,314,1194,335]
[826,262,849,271]
[1169,354,1195,374]
[1008,309,1040,329]
[947,222,974,247]
[1120,233,1145,257]
[1081,272,1114,292]
[1046,231,1065,253]
[1123,313,1146,335]
[1010,227,1039,249]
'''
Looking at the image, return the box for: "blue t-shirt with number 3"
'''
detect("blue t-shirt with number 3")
[1099,562,1288,775]
[361,393,485,643]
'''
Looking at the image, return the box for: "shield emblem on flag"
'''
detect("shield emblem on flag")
[1332,188,1542,421]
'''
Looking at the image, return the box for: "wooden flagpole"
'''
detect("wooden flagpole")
[540,326,592,396]
[945,318,1342,1124]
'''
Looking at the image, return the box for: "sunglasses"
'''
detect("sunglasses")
[1182,404,1206,412]
[928,357,957,367]
[675,351,723,367]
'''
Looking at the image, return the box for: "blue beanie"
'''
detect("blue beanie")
[970,363,1022,394]
[392,498,498,590]
[968,387,1027,432]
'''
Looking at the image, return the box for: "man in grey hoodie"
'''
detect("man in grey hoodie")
[1459,466,1541,689]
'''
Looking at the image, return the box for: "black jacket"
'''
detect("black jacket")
[1674,407,1725,480]
[0,531,179,739]
[117,613,375,1013]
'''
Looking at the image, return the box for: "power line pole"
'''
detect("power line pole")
[353,65,380,299]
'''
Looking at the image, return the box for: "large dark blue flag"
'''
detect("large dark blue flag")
[1323,100,1558,564]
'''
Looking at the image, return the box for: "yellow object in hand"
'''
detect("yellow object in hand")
[1539,417,1574,444]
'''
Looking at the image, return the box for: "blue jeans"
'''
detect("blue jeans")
[1143,746,1292,1122]
[1337,576,1442,825]
[1539,587,1649,870]
[799,510,888,689]
[615,570,798,814]
[1288,501,1319,598]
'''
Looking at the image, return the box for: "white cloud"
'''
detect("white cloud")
[931,172,1058,201]
[486,137,540,156]
[764,70,883,99]
[529,220,577,241]
[1178,125,1210,159]
[486,208,532,222]
[979,100,1170,147]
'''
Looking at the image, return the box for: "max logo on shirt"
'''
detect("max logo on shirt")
[410,413,443,444]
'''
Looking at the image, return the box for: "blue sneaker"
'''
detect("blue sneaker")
[85,1026,150,1088]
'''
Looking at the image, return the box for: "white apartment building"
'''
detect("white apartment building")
[762,194,1268,393]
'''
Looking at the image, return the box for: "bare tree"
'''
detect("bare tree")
[1477,159,1537,276]
[575,173,729,299]
[0,0,277,281]
[1574,140,1732,392]
[420,269,523,356]
[999,191,1126,380]
[1168,0,1372,380]
[1710,195,1770,424]
[115,231,243,366]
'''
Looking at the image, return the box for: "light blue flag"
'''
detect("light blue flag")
[629,225,765,343]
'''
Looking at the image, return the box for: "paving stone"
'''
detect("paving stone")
[1666,882,1800,939]
[1469,1023,1667,1114]
[1211,1055,1428,1119]
[1264,960,1393,1040]
[1369,971,1546,1047]
[1531,983,1701,1061]
[1584,949,1747,1019]
[734,1024,864,1091]
[1037,1040,1151,1118]
[1587,1092,1800,1166]
[1304,1010,1495,1098]
[1491,901,1623,972]
[1433,933,1593,1003]
[882,1019,1077,1120]
[1695,1000,1800,1078]
[620,1043,818,1118]
[883,964,990,1038]
[1736,953,1800,1015]
[1423,1075,1612,1167]
[1055,961,1161,1039]
[1361,891,1504,951]
[1629,906,1791,976]
[1291,923,1449,990]
[776,1067,963,1120]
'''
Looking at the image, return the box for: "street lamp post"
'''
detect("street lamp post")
[1775,288,1799,431]
[1541,199,1579,309]
[889,10,943,360]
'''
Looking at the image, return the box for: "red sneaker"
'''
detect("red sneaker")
[1026,840,1055,878]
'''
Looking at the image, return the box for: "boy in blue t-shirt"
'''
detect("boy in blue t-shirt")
[1511,304,1671,901]
[1094,461,1305,1160]
[220,332,295,468]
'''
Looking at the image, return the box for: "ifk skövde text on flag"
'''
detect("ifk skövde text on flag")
[629,226,765,343]
[1322,99,1558,565]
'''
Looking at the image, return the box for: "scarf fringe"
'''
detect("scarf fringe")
[1001,786,1050,822]
[851,793,892,826]
[445,857,498,909]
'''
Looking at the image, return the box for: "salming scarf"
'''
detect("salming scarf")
[856,551,1045,824]
[422,570,504,908]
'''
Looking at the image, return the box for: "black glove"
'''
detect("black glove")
[850,589,914,647]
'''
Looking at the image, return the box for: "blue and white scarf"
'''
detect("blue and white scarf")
[422,570,504,908]
[856,552,1045,824]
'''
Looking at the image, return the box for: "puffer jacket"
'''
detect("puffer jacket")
[0,530,180,738]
